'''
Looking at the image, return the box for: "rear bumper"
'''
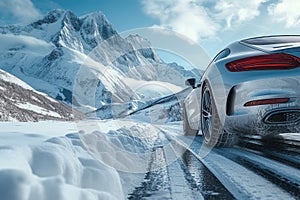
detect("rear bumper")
[225,107,300,136]
[223,76,300,136]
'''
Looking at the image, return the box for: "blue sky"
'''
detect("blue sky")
[1,0,300,66]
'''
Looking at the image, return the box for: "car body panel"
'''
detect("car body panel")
[184,35,300,136]
[184,87,201,130]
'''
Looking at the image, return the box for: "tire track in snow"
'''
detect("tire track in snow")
[128,136,171,199]
[159,131,204,200]
[238,135,300,169]
[214,148,300,198]
[158,127,233,200]
[166,132,296,200]
[128,122,299,199]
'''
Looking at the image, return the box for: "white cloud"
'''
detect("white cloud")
[214,0,268,28]
[141,0,220,41]
[141,0,267,41]
[268,0,300,27]
[0,0,41,24]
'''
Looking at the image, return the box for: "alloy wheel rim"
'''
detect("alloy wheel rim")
[201,88,212,142]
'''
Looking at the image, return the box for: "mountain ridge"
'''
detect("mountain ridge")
[0,9,201,118]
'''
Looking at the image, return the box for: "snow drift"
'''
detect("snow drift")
[0,122,125,200]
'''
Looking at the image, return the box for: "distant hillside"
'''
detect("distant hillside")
[0,69,83,121]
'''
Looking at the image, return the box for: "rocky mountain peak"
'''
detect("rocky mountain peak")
[45,9,117,51]
[62,10,81,31]
[79,11,117,47]
[31,9,65,28]
[126,34,161,62]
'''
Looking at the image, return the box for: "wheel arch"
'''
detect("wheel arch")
[200,78,228,131]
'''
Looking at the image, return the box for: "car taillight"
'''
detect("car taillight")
[226,53,300,72]
[244,98,290,107]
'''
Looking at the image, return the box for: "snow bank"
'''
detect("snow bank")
[0,122,124,200]
[78,121,158,173]
[76,120,167,196]
[0,120,165,199]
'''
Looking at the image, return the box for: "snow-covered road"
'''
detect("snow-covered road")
[0,121,299,200]
[128,123,300,199]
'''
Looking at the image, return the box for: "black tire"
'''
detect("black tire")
[201,83,237,147]
[183,104,198,136]
[261,134,283,148]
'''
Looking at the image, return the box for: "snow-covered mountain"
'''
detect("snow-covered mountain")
[0,9,201,117]
[0,69,82,121]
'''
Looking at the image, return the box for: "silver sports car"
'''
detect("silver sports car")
[183,35,300,147]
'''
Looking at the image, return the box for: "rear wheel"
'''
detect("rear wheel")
[201,84,237,147]
[183,104,198,136]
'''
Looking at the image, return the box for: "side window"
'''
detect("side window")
[213,48,230,62]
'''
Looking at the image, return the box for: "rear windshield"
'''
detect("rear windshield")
[242,36,300,45]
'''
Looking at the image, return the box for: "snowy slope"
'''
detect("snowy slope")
[0,9,201,118]
[88,85,191,121]
[0,69,83,121]
[126,87,192,123]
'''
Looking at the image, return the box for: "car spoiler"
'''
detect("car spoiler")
[240,41,300,54]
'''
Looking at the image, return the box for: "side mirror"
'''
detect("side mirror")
[185,78,196,88]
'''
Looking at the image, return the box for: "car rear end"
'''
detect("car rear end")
[210,35,300,136]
